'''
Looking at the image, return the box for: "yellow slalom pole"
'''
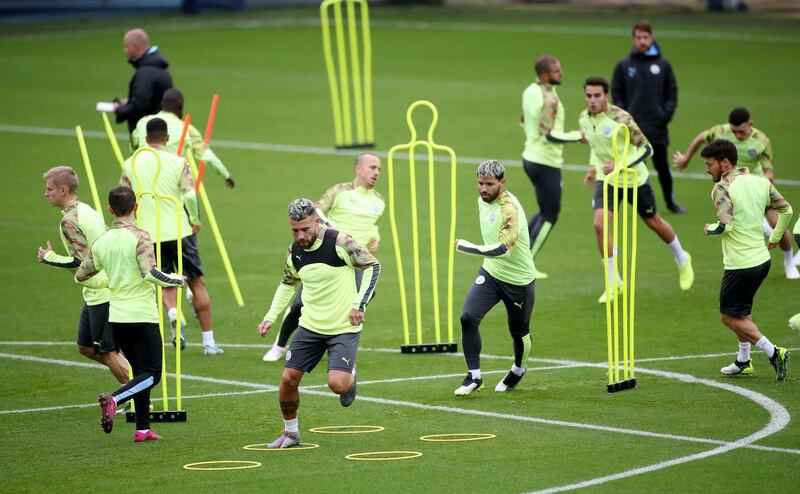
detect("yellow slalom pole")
[359,0,374,144]
[321,0,344,147]
[185,152,244,306]
[75,126,102,214]
[346,0,365,144]
[100,112,125,169]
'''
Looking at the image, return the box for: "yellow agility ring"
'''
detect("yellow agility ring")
[345,451,422,461]
[242,443,320,451]
[183,460,261,471]
[419,433,496,442]
[309,425,384,434]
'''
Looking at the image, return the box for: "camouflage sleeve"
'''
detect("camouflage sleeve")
[133,228,157,276]
[280,248,301,286]
[760,138,774,172]
[704,125,723,144]
[75,244,102,284]
[539,88,558,135]
[711,182,734,227]
[60,216,89,259]
[179,159,200,225]
[315,184,343,215]
[767,182,793,243]
[336,232,379,269]
[498,201,520,251]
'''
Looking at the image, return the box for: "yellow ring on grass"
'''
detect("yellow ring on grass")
[243,443,320,451]
[309,425,385,434]
[345,451,422,461]
[419,433,496,442]
[183,460,261,471]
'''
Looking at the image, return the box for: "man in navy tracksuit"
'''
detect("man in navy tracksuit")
[611,21,684,214]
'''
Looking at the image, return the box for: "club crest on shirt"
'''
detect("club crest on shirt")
[489,213,496,223]
[602,126,612,137]
[627,67,636,78]
[475,275,485,285]
[649,64,661,75]
[747,148,757,158]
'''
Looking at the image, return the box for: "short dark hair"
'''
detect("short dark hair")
[701,139,738,166]
[534,55,558,76]
[728,107,751,126]
[584,76,609,94]
[146,117,168,142]
[109,186,136,216]
[161,89,184,117]
[632,21,652,35]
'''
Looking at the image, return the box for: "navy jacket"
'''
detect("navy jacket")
[611,41,677,145]
[115,46,174,134]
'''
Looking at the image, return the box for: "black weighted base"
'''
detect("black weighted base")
[606,378,637,393]
[335,142,375,150]
[126,410,187,423]
[401,343,458,354]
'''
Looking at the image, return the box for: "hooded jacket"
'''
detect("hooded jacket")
[115,46,173,133]
[611,41,677,145]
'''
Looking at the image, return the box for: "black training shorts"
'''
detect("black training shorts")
[720,260,770,317]
[156,234,204,280]
[77,302,118,353]
[592,179,658,219]
[284,327,359,374]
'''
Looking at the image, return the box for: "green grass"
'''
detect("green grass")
[1,5,799,493]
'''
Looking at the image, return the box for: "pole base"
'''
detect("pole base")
[606,378,637,393]
[126,410,187,423]
[401,343,458,354]
[335,142,375,150]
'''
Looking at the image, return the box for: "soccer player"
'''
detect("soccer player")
[38,166,130,385]
[700,139,791,379]
[76,186,184,441]
[122,117,223,355]
[454,160,536,396]
[263,153,384,362]
[789,220,800,331]
[257,198,380,448]
[579,76,693,303]
[674,107,799,279]
[131,88,235,188]
[521,55,583,278]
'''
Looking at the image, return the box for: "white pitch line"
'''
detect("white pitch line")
[1,123,798,187]
[522,360,792,493]
[3,16,800,45]
[0,350,796,461]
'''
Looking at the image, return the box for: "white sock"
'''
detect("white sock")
[284,418,299,433]
[511,364,526,376]
[783,247,794,266]
[272,345,285,352]
[468,369,481,380]
[167,308,178,322]
[761,218,774,237]
[137,429,150,433]
[202,331,215,346]
[667,237,688,266]
[755,336,775,358]
[737,341,751,362]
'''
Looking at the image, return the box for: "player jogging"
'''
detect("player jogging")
[454,160,536,396]
[258,198,380,448]
[701,139,791,380]
[76,186,184,441]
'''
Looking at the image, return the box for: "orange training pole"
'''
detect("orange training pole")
[176,114,192,157]
[195,95,218,192]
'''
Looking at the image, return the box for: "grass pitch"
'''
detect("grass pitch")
[1,6,799,493]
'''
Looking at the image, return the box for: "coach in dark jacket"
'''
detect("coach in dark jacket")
[114,29,173,134]
[612,21,684,213]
